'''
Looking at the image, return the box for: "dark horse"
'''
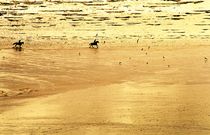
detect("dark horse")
[89,39,99,48]
[13,40,24,48]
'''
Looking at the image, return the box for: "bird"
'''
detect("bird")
[137,39,139,43]
[119,62,122,65]
[163,56,165,61]
[204,57,208,63]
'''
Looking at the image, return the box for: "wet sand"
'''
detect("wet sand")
[1,45,210,134]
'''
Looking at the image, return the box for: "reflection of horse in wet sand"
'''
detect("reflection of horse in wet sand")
[89,39,99,49]
[13,40,24,48]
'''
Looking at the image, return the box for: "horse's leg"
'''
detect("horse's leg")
[19,47,22,51]
[89,43,92,48]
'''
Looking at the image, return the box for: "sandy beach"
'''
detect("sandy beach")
[1,0,210,134]
[1,45,210,134]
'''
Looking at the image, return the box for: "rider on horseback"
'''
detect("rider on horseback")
[13,40,24,48]
[89,39,99,49]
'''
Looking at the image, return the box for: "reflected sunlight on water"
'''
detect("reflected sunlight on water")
[0,0,209,46]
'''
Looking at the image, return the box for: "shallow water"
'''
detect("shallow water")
[0,47,155,97]
[0,0,210,45]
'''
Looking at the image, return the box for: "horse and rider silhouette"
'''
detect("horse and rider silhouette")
[13,40,24,48]
[12,40,24,51]
[12,39,99,49]
[89,39,99,49]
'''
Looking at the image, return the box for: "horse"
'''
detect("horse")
[13,40,24,48]
[89,40,99,48]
